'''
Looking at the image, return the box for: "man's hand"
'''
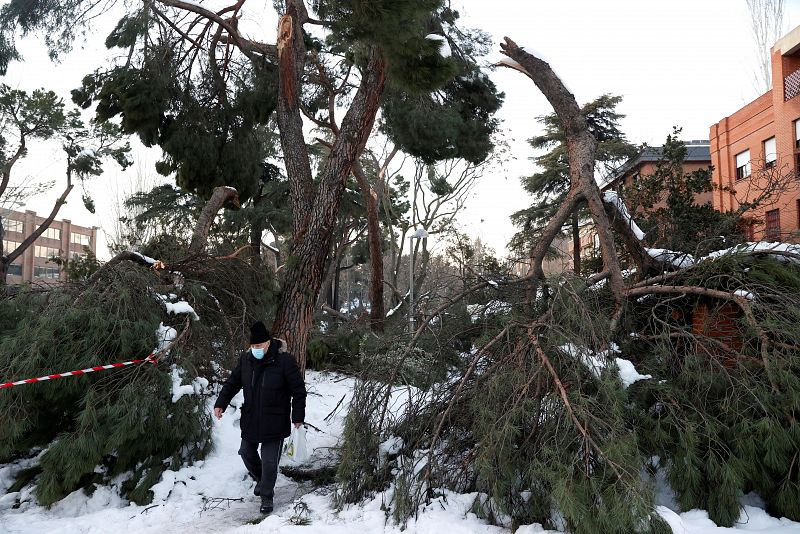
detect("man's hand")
[214,407,223,420]
[294,422,303,429]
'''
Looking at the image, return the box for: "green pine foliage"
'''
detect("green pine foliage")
[627,256,800,526]
[511,94,636,253]
[625,129,744,256]
[72,44,278,202]
[337,255,800,531]
[0,242,278,506]
[0,265,208,506]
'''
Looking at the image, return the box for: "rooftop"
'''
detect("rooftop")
[601,141,711,189]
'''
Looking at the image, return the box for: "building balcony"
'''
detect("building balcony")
[785,67,800,101]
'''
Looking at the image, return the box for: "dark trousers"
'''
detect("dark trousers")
[238,438,283,501]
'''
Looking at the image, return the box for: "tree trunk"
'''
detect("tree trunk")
[249,187,265,267]
[271,32,386,374]
[572,211,581,274]
[333,256,342,311]
[3,181,75,286]
[317,242,337,309]
[352,161,385,331]
[499,38,626,302]
[189,186,240,255]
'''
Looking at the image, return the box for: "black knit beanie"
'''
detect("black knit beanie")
[249,321,270,344]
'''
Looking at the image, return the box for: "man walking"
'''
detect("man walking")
[214,321,307,514]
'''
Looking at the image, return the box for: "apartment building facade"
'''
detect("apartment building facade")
[601,141,713,212]
[710,26,800,242]
[1,209,98,285]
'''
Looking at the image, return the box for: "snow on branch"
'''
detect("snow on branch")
[602,191,645,241]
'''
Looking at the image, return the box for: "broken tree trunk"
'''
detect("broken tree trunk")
[498,38,626,302]
[189,186,240,255]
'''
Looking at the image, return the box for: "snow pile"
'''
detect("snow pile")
[4,373,800,534]
[560,342,651,388]
[647,241,800,270]
[734,289,755,300]
[164,300,200,321]
[77,148,95,158]
[603,190,646,240]
[156,322,177,351]
[425,34,451,57]
[614,357,653,388]
[128,250,157,264]
[700,241,800,263]
[154,293,200,321]
[169,366,210,403]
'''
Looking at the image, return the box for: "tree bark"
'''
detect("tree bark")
[572,211,581,274]
[499,38,626,302]
[276,2,315,240]
[352,161,385,331]
[271,43,386,374]
[188,186,240,255]
[248,185,265,267]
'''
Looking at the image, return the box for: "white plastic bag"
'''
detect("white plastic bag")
[284,425,309,463]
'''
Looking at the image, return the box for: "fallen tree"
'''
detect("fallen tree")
[0,187,277,507]
[334,40,800,533]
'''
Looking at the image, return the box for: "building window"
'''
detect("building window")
[7,263,22,276]
[35,226,61,240]
[33,266,60,280]
[34,245,60,259]
[764,137,777,168]
[70,233,91,246]
[735,150,751,180]
[2,218,23,233]
[766,209,781,241]
[2,240,20,253]
[795,119,800,148]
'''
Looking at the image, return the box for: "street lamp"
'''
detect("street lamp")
[408,227,429,334]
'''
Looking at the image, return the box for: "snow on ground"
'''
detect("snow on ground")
[2,372,799,534]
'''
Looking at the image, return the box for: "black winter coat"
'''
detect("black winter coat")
[214,340,307,442]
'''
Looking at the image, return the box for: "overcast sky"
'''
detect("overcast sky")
[5,0,800,260]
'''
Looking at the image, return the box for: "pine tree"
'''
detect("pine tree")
[0,85,131,286]
[0,0,503,370]
[511,94,636,273]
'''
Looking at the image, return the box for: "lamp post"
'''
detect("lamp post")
[408,227,429,335]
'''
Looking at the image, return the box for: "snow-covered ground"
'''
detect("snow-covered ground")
[1,372,799,534]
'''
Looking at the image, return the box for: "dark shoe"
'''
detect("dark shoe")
[260,500,273,514]
[249,473,261,496]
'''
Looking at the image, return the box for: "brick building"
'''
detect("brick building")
[601,141,713,212]
[573,142,713,267]
[710,25,800,242]
[1,209,98,285]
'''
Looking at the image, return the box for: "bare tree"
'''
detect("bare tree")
[746,0,785,94]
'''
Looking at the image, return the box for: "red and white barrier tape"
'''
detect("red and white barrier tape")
[0,352,158,390]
